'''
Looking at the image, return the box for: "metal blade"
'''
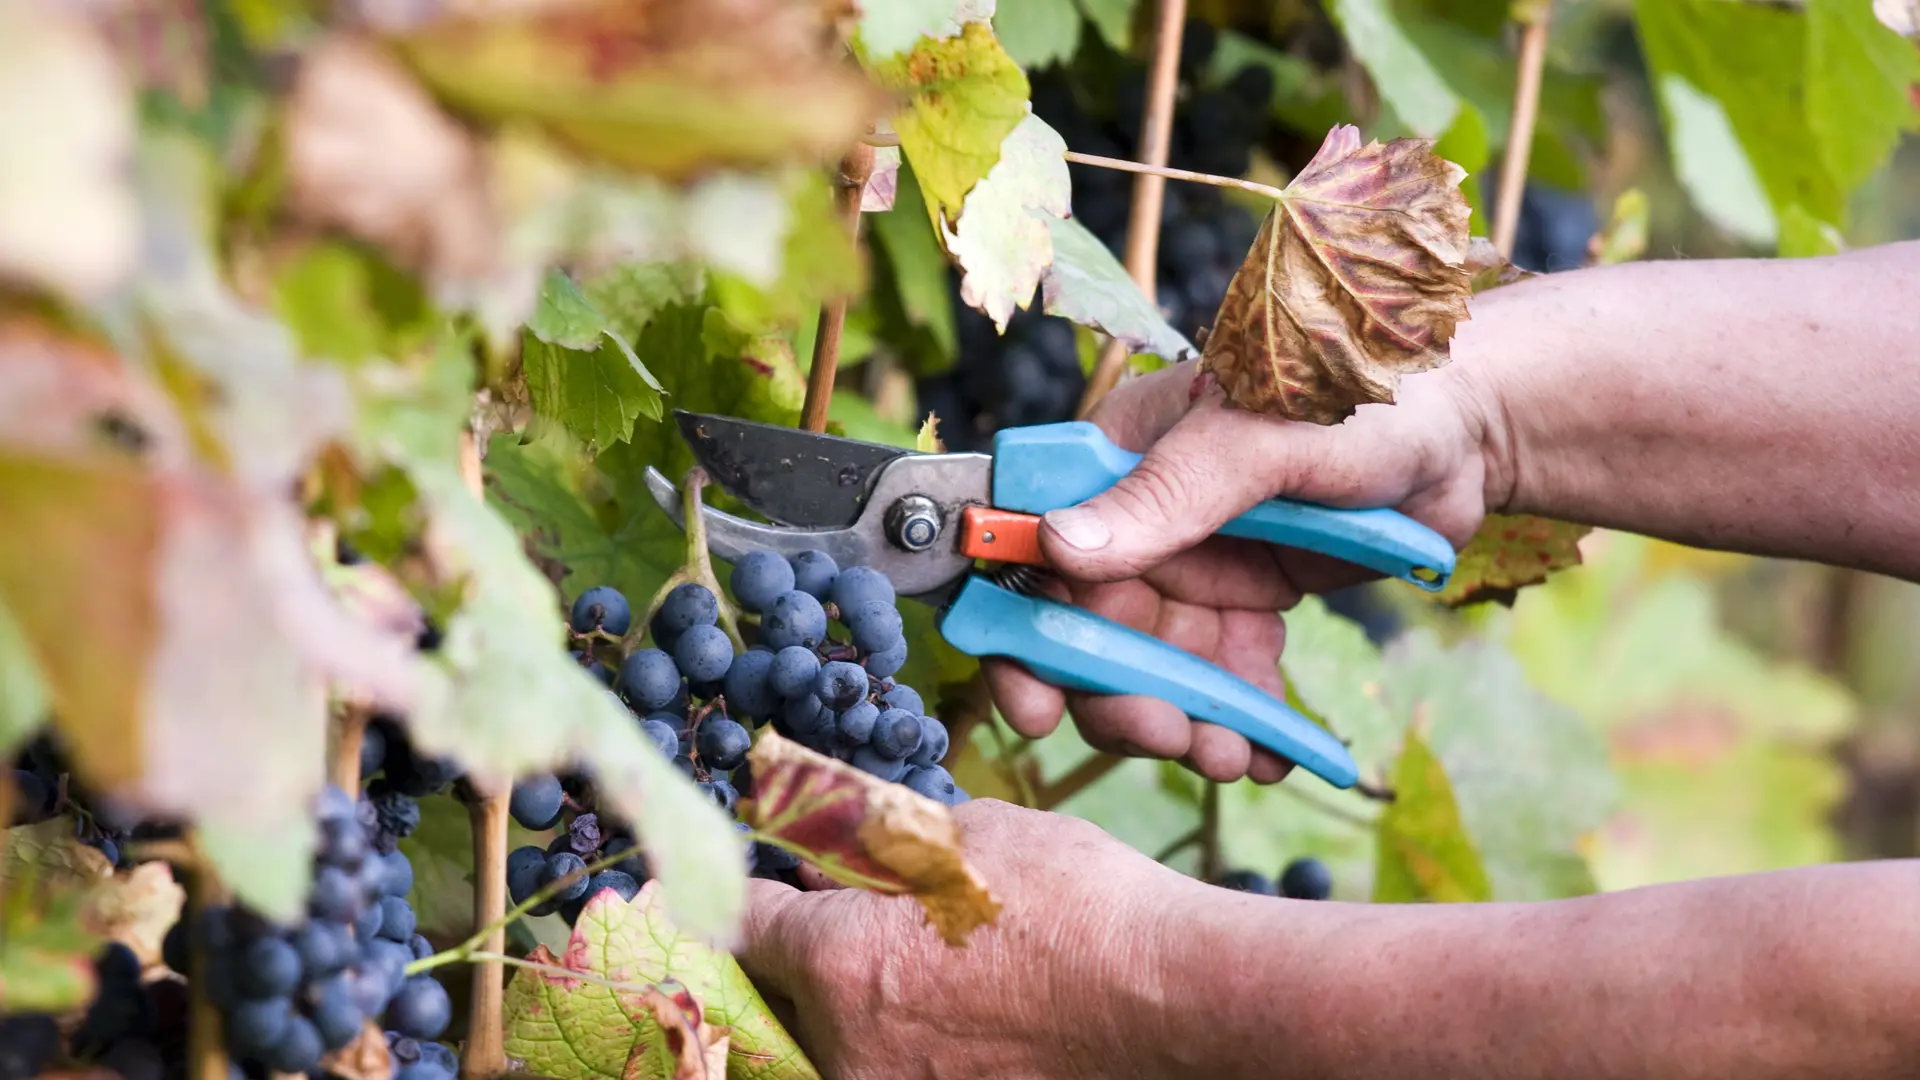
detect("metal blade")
[673,410,910,528]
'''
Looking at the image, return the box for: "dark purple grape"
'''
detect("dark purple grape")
[236,935,302,1000]
[845,600,903,655]
[641,717,680,757]
[788,551,839,600]
[696,719,752,772]
[908,716,949,767]
[814,661,869,710]
[509,773,565,831]
[506,846,547,908]
[828,566,895,616]
[656,583,719,637]
[569,586,632,636]
[903,764,957,803]
[834,701,879,747]
[763,591,827,650]
[864,638,907,678]
[729,550,796,612]
[375,895,416,942]
[385,975,451,1040]
[769,646,820,698]
[880,685,924,716]
[722,648,778,722]
[850,746,910,783]
[618,649,682,711]
[870,709,923,760]
[699,779,740,816]
[673,624,733,683]
[545,852,590,901]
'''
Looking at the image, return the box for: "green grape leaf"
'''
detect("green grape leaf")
[1433,513,1591,608]
[1372,726,1491,903]
[995,0,1082,69]
[269,241,434,366]
[867,21,1031,228]
[942,113,1071,329]
[0,887,102,1014]
[857,0,992,59]
[742,732,1000,945]
[521,270,666,451]
[1041,216,1195,363]
[0,3,138,301]
[0,597,48,756]
[1379,630,1615,901]
[502,881,817,1080]
[869,163,959,358]
[1075,0,1134,50]
[396,793,477,942]
[1326,0,1460,137]
[1635,0,1920,248]
[1278,597,1398,768]
[393,0,878,180]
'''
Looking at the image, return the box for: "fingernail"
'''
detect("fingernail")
[1043,507,1111,553]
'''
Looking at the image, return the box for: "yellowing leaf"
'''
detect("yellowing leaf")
[742,732,1000,945]
[1434,513,1591,608]
[502,883,817,1080]
[1042,216,1195,363]
[2,820,113,892]
[1373,726,1492,903]
[940,113,1070,328]
[0,888,102,1014]
[396,0,878,181]
[1200,125,1473,425]
[915,414,945,452]
[868,21,1030,227]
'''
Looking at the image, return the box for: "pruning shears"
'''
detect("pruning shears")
[644,410,1456,790]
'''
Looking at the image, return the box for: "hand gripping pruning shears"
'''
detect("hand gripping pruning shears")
[644,410,1456,790]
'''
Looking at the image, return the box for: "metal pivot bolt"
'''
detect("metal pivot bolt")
[886,495,942,552]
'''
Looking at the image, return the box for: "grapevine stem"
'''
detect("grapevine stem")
[1273,781,1380,830]
[1035,752,1125,811]
[1199,780,1223,881]
[1076,0,1192,417]
[630,467,745,654]
[1491,3,1553,258]
[330,706,368,793]
[801,142,878,433]
[1152,824,1204,864]
[1061,152,1288,203]
[465,951,659,995]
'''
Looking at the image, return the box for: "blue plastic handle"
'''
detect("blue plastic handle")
[990,422,1455,591]
[939,576,1359,788]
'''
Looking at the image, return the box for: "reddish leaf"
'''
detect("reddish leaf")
[740,731,1000,945]
[628,980,730,1080]
[1435,513,1591,608]
[1201,125,1473,425]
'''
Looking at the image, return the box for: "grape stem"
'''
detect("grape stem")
[1274,780,1381,830]
[629,467,746,655]
[1061,151,1287,204]
[801,142,878,433]
[1491,2,1553,258]
[405,843,644,978]
[1199,780,1223,881]
[464,950,660,995]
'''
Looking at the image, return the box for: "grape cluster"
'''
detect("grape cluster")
[914,26,1273,451]
[509,551,968,923]
[1212,855,1334,901]
[0,941,190,1080]
[11,734,180,869]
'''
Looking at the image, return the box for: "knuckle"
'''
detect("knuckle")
[1105,454,1199,528]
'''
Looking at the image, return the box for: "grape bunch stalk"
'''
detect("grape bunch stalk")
[506,549,969,925]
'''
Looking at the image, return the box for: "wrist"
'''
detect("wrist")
[1445,278,1550,517]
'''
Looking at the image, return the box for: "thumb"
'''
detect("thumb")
[1039,399,1307,582]
[736,876,814,1002]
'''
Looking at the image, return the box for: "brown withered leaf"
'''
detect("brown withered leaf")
[1434,513,1590,608]
[1464,237,1537,293]
[740,731,999,945]
[320,1020,392,1080]
[1201,125,1473,425]
[627,980,730,1080]
[80,861,184,974]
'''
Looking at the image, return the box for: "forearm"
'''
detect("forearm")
[1456,242,1920,580]
[1150,862,1920,1079]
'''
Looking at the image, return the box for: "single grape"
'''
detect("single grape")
[224,995,292,1057]
[375,895,417,942]
[673,624,733,683]
[700,779,740,816]
[730,550,796,612]
[569,586,632,636]
[814,660,869,710]
[863,638,907,678]
[365,938,415,995]
[409,934,433,961]
[656,583,720,637]
[586,869,641,904]
[386,975,452,1040]
[908,716,949,767]
[697,719,752,772]
[1213,869,1276,895]
[618,649,682,711]
[566,812,604,856]
[640,717,680,757]
[880,685,924,716]
[903,764,958,803]
[353,897,385,944]
[769,646,821,698]
[1279,856,1334,901]
[788,550,839,599]
[828,565,895,615]
[310,975,365,1051]
[506,846,547,907]
[509,773,565,831]
[648,608,682,655]
[850,746,910,783]
[870,709,923,760]
[834,701,879,747]
[722,648,778,721]
[545,852,590,902]
[236,935,302,1000]
[294,920,357,977]
[763,591,827,650]
[374,848,415,899]
[604,835,649,882]
[846,600,904,655]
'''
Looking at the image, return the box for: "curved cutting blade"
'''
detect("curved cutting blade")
[673,410,909,528]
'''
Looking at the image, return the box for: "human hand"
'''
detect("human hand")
[738,799,1206,1080]
[984,356,1501,783]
